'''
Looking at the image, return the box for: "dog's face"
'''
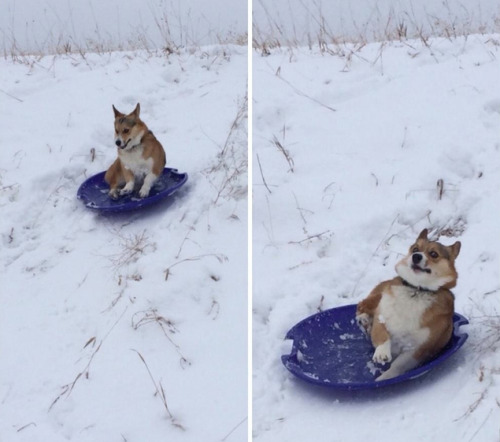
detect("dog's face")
[112,103,145,151]
[395,229,461,290]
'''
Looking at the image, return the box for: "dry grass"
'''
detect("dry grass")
[471,310,500,355]
[271,135,295,173]
[133,350,185,430]
[107,229,156,270]
[2,2,247,61]
[253,2,500,57]
[132,309,190,368]
[49,308,128,411]
[203,94,248,204]
[164,253,228,281]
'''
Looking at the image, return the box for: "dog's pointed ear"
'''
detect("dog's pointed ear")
[132,103,141,118]
[449,241,461,260]
[112,105,124,118]
[417,229,428,241]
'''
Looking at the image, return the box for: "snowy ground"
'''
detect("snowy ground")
[253,35,500,441]
[0,45,247,441]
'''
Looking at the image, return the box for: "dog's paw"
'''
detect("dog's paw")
[138,186,150,198]
[372,341,392,364]
[119,181,134,196]
[109,189,120,199]
[119,187,133,196]
[356,312,372,334]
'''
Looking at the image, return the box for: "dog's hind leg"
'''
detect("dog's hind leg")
[105,159,123,199]
[376,351,419,381]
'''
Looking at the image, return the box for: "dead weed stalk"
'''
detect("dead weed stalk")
[164,253,228,281]
[107,229,156,269]
[204,94,248,204]
[49,308,127,411]
[272,135,295,173]
[133,350,185,430]
[132,309,190,368]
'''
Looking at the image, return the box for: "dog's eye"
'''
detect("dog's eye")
[123,128,130,134]
[412,246,419,253]
[429,251,439,259]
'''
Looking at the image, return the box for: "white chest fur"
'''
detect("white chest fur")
[119,146,153,177]
[378,286,434,353]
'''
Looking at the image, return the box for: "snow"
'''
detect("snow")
[0,46,247,441]
[253,35,500,441]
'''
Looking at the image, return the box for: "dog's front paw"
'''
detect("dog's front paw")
[109,189,120,199]
[120,186,134,196]
[372,341,392,364]
[356,312,372,334]
[138,186,150,198]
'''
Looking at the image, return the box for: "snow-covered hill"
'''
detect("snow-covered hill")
[253,35,500,441]
[0,46,247,442]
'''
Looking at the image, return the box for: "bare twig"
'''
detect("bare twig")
[107,230,156,268]
[175,226,196,259]
[16,423,37,433]
[272,135,294,173]
[221,417,247,441]
[132,350,185,430]
[454,388,489,421]
[437,178,444,200]
[293,192,313,228]
[164,254,228,281]
[351,215,399,297]
[0,88,23,102]
[132,309,190,368]
[289,230,331,245]
[256,154,272,194]
[49,308,127,411]
[275,72,336,113]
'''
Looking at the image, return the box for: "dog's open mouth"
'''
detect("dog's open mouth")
[412,264,431,274]
[120,139,131,149]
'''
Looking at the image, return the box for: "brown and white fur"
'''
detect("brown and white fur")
[356,229,461,381]
[105,103,166,199]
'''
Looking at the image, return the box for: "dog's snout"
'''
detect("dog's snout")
[115,139,122,147]
[412,253,423,264]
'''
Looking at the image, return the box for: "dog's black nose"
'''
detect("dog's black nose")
[115,140,121,147]
[412,253,423,264]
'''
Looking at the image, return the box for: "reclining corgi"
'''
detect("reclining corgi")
[356,229,461,381]
[105,103,166,199]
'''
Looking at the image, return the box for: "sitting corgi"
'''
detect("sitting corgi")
[105,103,166,199]
[356,229,461,381]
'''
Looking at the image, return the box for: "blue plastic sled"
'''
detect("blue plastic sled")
[77,168,188,213]
[282,304,468,390]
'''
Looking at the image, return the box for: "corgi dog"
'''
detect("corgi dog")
[105,103,166,199]
[356,229,461,381]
